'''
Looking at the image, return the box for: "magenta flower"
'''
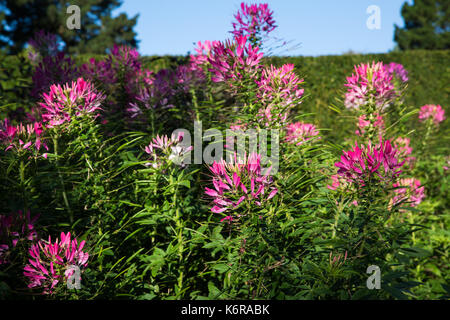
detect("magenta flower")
[190,40,220,67]
[231,2,277,46]
[0,210,38,265]
[0,119,48,156]
[285,122,320,146]
[391,178,425,208]
[23,232,89,294]
[39,77,105,128]
[386,62,408,83]
[256,64,304,126]
[335,139,404,186]
[205,153,278,219]
[344,62,397,110]
[418,104,445,125]
[208,35,263,85]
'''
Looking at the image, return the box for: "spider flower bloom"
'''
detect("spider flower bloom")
[0,119,17,145]
[231,2,277,45]
[386,62,408,83]
[0,119,48,155]
[144,132,193,168]
[39,77,105,128]
[418,104,445,125]
[391,178,425,208]
[344,62,397,110]
[256,64,304,126]
[205,153,278,217]
[0,210,38,265]
[190,40,220,67]
[335,139,404,186]
[23,232,89,294]
[285,122,320,146]
[393,137,415,168]
[208,35,263,85]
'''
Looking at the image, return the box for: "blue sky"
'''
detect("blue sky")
[113,0,411,57]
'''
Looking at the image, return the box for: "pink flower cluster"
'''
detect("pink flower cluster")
[256,64,304,126]
[335,139,404,186]
[23,232,89,294]
[285,122,320,146]
[386,62,408,83]
[344,62,397,110]
[393,137,415,168]
[144,132,193,168]
[355,113,385,138]
[0,210,38,265]
[205,153,278,220]
[391,178,425,208]
[39,77,105,128]
[208,35,263,85]
[418,104,445,125]
[231,2,276,44]
[190,41,220,67]
[0,119,48,156]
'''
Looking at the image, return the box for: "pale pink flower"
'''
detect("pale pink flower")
[256,64,304,126]
[393,137,415,168]
[391,178,425,208]
[285,122,320,146]
[418,104,445,125]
